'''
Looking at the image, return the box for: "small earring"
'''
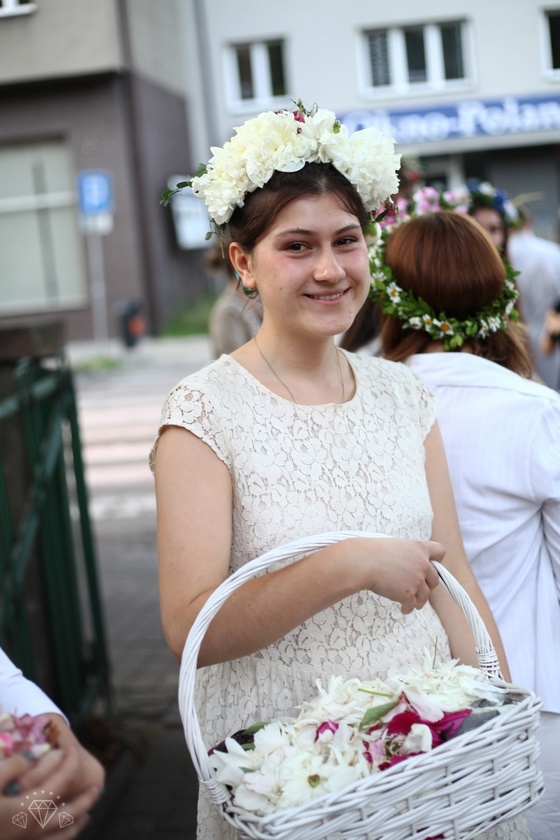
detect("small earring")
[235,272,258,299]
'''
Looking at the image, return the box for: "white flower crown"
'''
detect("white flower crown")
[162,101,400,232]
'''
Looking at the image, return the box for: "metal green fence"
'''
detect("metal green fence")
[0,353,111,725]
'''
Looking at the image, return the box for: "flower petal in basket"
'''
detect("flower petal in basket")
[178,531,543,840]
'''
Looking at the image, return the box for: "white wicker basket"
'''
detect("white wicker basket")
[178,531,543,839]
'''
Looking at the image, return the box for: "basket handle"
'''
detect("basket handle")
[178,531,500,801]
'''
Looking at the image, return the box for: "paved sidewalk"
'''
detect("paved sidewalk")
[70,336,212,840]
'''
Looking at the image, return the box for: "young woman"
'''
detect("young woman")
[372,211,560,839]
[151,106,523,839]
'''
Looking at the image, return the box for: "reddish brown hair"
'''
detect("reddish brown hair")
[380,212,533,377]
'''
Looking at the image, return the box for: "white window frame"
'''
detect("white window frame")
[223,39,288,115]
[0,1,37,18]
[541,7,560,80]
[359,19,473,101]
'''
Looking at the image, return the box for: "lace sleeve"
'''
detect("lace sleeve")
[149,380,232,473]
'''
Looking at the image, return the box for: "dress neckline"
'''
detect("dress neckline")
[224,349,359,409]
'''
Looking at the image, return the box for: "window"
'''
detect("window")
[0,0,36,18]
[0,141,87,315]
[545,10,560,71]
[363,20,468,96]
[225,40,287,110]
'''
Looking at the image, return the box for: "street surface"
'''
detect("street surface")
[73,336,211,721]
[70,336,212,839]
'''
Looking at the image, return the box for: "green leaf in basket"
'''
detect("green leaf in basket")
[359,700,399,729]
[242,722,268,736]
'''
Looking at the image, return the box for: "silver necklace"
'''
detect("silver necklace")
[253,335,346,404]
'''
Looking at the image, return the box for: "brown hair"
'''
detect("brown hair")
[228,162,369,251]
[380,212,533,377]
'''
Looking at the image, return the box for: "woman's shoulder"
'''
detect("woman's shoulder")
[167,355,239,399]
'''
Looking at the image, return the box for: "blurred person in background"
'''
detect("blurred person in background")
[368,211,560,839]
[541,301,560,356]
[465,180,518,253]
[508,205,560,389]
[206,238,262,358]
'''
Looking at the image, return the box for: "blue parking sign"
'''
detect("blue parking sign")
[77,171,113,215]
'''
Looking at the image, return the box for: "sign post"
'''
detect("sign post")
[77,171,114,343]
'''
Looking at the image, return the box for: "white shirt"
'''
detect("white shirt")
[0,647,65,718]
[407,352,560,712]
[508,229,560,389]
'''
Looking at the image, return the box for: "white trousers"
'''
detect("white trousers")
[525,711,560,840]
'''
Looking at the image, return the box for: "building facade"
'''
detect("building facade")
[183,0,560,239]
[3,0,560,339]
[0,0,205,340]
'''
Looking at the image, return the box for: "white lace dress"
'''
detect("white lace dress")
[151,352,530,840]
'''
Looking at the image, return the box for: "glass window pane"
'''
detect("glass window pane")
[235,45,253,100]
[0,141,72,200]
[48,208,87,304]
[0,212,46,311]
[440,22,464,80]
[549,13,560,69]
[404,27,427,83]
[267,41,286,97]
[368,31,390,87]
[0,141,86,313]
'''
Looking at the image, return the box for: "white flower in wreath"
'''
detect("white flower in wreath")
[422,314,434,327]
[433,319,454,337]
[488,315,503,332]
[478,320,490,339]
[386,282,401,303]
[407,316,424,330]
[479,181,495,196]
[505,300,515,315]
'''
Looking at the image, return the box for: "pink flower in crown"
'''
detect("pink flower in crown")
[414,186,441,214]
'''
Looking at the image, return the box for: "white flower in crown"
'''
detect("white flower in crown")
[386,283,401,303]
[408,316,424,329]
[478,181,496,196]
[478,320,490,339]
[433,319,454,337]
[487,315,503,332]
[189,103,400,226]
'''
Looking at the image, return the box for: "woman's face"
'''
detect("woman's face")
[231,193,370,341]
[471,207,505,250]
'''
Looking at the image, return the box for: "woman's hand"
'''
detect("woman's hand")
[1,745,102,839]
[354,537,444,614]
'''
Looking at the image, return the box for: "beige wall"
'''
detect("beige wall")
[0,0,123,82]
[184,0,560,152]
[0,0,185,92]
[124,0,185,96]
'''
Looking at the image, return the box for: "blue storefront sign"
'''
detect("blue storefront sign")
[341,93,560,145]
